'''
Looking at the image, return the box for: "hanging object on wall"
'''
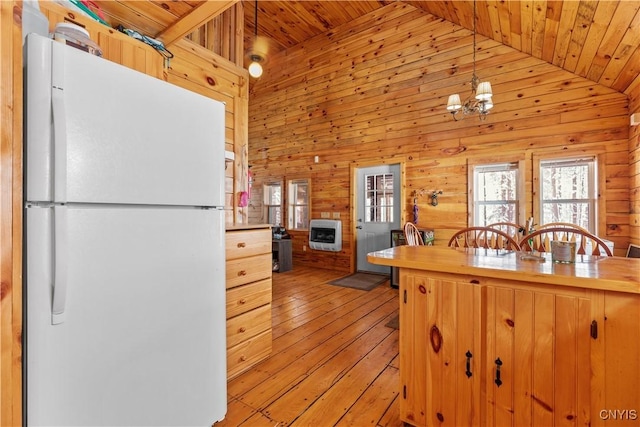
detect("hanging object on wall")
[238,191,249,207]
[430,190,443,206]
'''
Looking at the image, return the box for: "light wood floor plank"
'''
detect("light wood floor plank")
[217,266,401,426]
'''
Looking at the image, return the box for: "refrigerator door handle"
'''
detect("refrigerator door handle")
[51,205,68,325]
[51,42,68,202]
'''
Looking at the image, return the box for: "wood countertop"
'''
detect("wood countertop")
[226,224,272,231]
[367,245,640,294]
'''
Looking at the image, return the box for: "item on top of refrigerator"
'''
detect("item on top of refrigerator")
[53,22,102,57]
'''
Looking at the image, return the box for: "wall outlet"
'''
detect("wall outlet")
[303,245,307,252]
[321,212,330,218]
[332,212,340,219]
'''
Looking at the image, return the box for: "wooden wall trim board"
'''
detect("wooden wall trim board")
[247,2,633,273]
[0,1,247,421]
[1,3,23,425]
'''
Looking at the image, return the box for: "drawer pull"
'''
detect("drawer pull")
[237,242,246,248]
[239,327,246,333]
[240,355,247,361]
[237,270,247,276]
[239,298,247,304]
[494,358,503,387]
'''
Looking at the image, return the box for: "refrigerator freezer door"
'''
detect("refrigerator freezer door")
[25,206,226,426]
[25,34,225,207]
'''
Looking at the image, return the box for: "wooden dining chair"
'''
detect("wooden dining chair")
[403,222,424,246]
[537,222,591,233]
[519,227,613,256]
[448,226,522,251]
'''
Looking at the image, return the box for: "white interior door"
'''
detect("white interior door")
[356,164,400,273]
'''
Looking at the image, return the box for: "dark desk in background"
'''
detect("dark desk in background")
[272,239,292,273]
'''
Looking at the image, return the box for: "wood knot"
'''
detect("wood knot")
[206,76,216,86]
[506,318,515,327]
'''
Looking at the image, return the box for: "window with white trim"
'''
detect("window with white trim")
[472,163,520,226]
[539,157,596,232]
[263,182,282,225]
[287,179,310,230]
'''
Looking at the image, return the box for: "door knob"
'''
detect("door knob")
[356,226,363,229]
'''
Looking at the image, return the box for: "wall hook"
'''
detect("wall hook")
[430,190,443,206]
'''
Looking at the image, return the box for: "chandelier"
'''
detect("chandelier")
[446,0,493,121]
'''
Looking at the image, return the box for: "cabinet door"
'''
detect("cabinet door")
[485,286,592,427]
[400,271,482,426]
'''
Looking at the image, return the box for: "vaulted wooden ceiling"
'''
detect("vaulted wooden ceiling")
[93,1,640,94]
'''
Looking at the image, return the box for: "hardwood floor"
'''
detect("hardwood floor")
[215,266,403,427]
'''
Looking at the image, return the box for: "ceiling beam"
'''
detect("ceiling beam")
[155,0,241,46]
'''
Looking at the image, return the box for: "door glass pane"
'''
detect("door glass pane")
[365,173,394,223]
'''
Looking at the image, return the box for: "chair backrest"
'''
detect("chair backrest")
[403,222,424,246]
[448,227,522,251]
[486,222,524,241]
[519,227,613,256]
[626,244,640,258]
[538,222,591,233]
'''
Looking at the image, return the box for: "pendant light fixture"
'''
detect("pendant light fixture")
[248,0,263,78]
[446,0,493,121]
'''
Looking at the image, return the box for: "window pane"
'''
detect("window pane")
[288,179,310,230]
[477,203,518,226]
[542,164,589,199]
[473,163,519,226]
[540,157,595,231]
[364,173,394,223]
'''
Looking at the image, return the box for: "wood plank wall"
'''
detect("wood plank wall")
[629,77,640,246]
[247,2,632,272]
[0,2,247,422]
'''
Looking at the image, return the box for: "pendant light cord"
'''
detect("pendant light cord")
[254,0,258,40]
[472,0,477,84]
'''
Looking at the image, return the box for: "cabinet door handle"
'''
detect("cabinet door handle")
[237,242,246,248]
[238,270,247,276]
[430,325,442,354]
[239,327,246,333]
[465,351,473,378]
[239,298,247,304]
[494,358,503,387]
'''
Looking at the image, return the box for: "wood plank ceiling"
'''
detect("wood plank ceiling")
[93,0,640,94]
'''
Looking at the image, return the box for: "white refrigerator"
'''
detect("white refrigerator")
[24,34,227,426]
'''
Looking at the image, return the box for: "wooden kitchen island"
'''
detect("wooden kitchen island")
[368,245,640,427]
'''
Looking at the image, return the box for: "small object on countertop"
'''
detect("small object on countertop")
[519,253,546,262]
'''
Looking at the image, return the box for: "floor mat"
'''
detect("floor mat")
[328,272,389,291]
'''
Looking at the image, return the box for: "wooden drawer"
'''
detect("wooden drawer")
[226,304,272,349]
[227,329,272,380]
[226,229,271,260]
[226,253,271,289]
[226,278,272,319]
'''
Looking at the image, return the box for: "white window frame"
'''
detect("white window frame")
[287,178,310,230]
[536,155,599,233]
[468,159,524,227]
[364,172,395,223]
[263,181,283,226]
